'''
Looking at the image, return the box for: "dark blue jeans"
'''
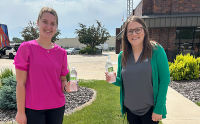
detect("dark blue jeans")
[126,106,159,124]
[25,105,65,124]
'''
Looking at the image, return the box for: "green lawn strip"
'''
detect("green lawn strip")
[63,80,127,124]
[196,102,200,106]
[63,80,163,124]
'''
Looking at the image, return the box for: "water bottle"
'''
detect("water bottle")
[70,67,78,91]
[105,59,116,83]
[12,120,18,124]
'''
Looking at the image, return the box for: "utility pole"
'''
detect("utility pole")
[127,0,133,18]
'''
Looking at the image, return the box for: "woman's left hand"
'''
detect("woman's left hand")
[152,112,162,122]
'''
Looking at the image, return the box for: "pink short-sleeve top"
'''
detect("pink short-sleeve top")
[14,40,69,110]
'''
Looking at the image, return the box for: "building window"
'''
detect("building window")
[175,28,200,57]
[180,29,194,55]
[175,30,180,52]
[194,29,200,57]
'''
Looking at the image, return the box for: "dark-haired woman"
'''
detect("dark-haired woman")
[105,16,170,124]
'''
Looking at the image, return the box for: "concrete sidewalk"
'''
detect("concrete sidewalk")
[162,87,200,124]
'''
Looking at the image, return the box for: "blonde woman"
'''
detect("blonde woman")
[14,7,71,124]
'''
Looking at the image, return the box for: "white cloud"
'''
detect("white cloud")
[0,0,141,39]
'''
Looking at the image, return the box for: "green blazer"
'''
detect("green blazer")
[113,45,170,119]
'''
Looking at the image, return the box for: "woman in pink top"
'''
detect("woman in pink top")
[14,7,72,124]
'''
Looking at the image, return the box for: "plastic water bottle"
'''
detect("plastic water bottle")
[105,59,116,83]
[12,120,18,124]
[70,67,78,91]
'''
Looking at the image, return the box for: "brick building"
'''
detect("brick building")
[116,0,200,62]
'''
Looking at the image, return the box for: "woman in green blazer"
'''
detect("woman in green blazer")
[105,16,170,124]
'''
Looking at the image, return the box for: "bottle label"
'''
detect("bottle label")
[108,67,114,72]
[70,77,76,80]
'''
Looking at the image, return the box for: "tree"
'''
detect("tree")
[21,21,61,43]
[75,20,111,54]
[52,29,61,43]
[21,21,39,42]
[12,37,23,43]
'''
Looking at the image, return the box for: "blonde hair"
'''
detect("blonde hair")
[38,7,58,25]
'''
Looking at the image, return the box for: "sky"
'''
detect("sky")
[1,0,141,41]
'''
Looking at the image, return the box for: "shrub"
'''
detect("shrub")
[196,57,200,71]
[168,62,172,67]
[79,47,96,54]
[0,68,14,83]
[79,49,86,54]
[85,47,92,54]
[169,54,199,81]
[0,75,17,109]
[66,66,70,82]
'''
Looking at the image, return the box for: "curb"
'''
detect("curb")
[64,88,97,116]
[0,88,97,124]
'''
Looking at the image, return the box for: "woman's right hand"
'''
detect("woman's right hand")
[15,112,27,124]
[105,72,116,82]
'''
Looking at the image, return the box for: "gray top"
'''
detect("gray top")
[121,51,154,116]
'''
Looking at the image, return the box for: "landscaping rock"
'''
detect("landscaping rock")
[0,87,94,122]
[169,79,200,103]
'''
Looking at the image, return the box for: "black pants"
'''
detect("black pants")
[126,107,159,124]
[25,105,65,124]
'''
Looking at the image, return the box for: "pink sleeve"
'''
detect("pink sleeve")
[61,50,69,76]
[13,42,30,71]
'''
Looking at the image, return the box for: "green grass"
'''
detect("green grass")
[63,80,162,124]
[0,68,14,81]
[196,102,200,106]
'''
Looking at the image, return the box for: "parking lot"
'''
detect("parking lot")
[0,52,118,80]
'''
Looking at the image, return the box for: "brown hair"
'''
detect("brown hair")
[121,16,158,67]
[38,7,58,25]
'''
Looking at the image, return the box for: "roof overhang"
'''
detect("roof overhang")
[116,14,200,40]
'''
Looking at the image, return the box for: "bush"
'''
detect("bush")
[196,57,200,71]
[0,68,14,84]
[0,75,17,109]
[169,54,199,81]
[168,62,172,67]
[79,49,86,54]
[79,47,96,54]
[66,66,70,82]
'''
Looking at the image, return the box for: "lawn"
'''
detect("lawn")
[196,102,200,106]
[63,80,162,124]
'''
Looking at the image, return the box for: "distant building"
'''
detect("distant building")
[55,36,116,49]
[116,0,200,62]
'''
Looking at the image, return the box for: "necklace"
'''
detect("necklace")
[36,39,54,53]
